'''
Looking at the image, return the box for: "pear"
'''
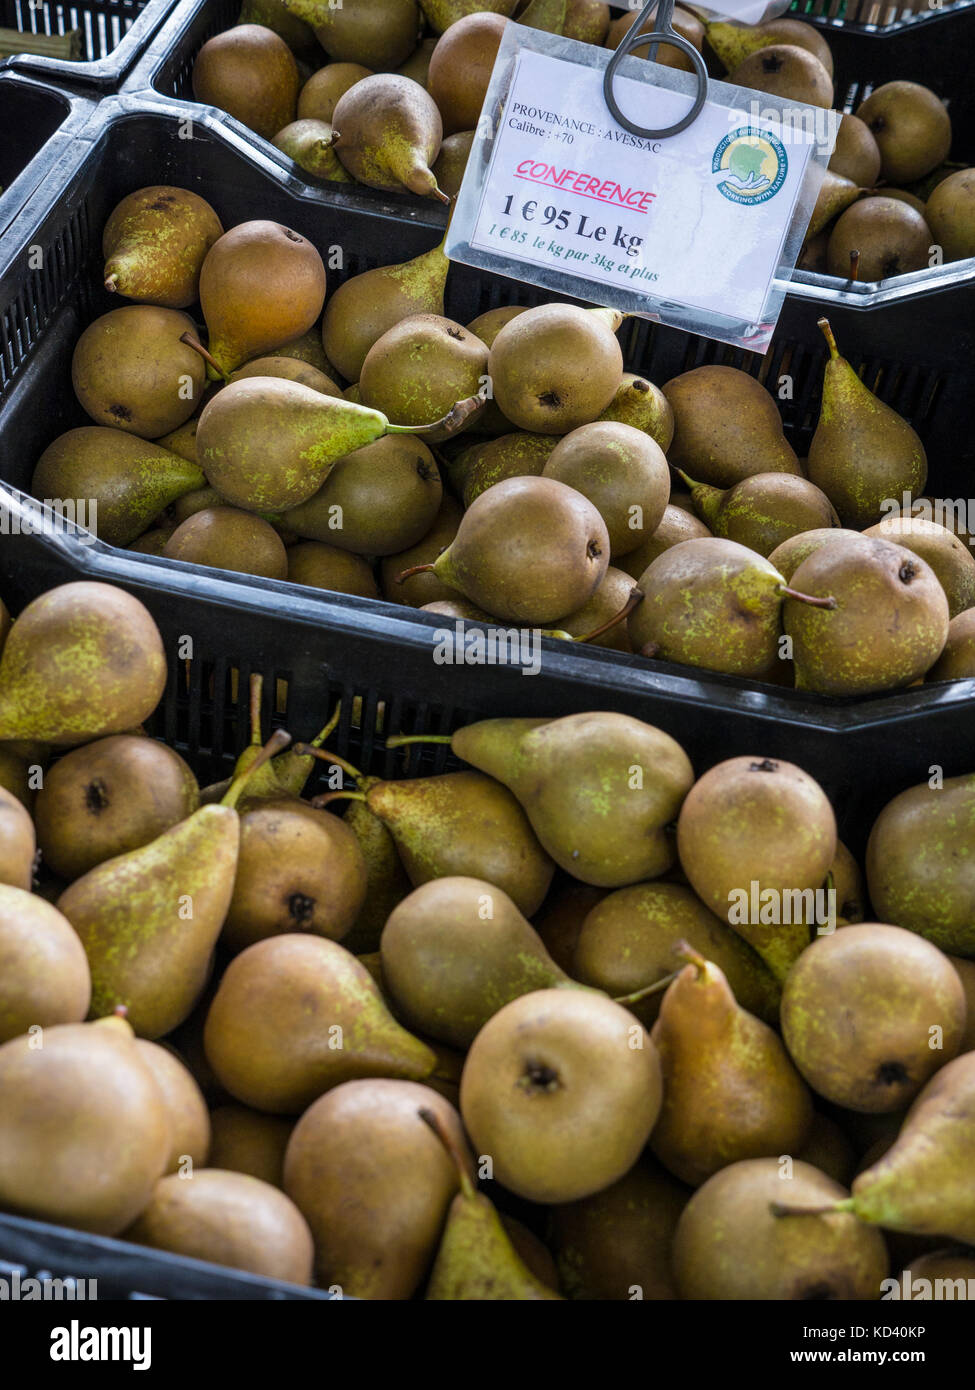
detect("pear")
[677,1157,888,1299]
[865,773,975,955]
[803,169,862,242]
[629,537,795,679]
[598,372,674,453]
[460,433,557,507]
[204,934,437,1114]
[856,81,952,184]
[431,131,474,199]
[928,609,975,683]
[729,44,833,109]
[829,113,882,187]
[359,314,488,429]
[926,168,975,263]
[240,0,319,60]
[283,1078,470,1298]
[34,734,198,882]
[798,1113,857,1188]
[381,876,582,1048]
[460,988,662,1203]
[563,0,608,43]
[192,25,299,141]
[543,421,670,558]
[421,0,517,35]
[268,326,338,378]
[0,582,166,746]
[135,1040,210,1173]
[332,74,448,202]
[127,1169,314,1284]
[71,306,206,437]
[650,945,813,1186]
[532,879,605,975]
[830,840,867,925]
[903,1249,975,1291]
[662,365,801,487]
[488,304,623,434]
[0,886,90,1044]
[163,507,290,580]
[57,749,276,1039]
[783,535,949,695]
[33,427,206,546]
[288,542,380,598]
[766,525,860,581]
[773,1054,975,1244]
[466,304,527,347]
[705,17,833,77]
[272,120,352,183]
[864,516,975,619]
[428,11,506,136]
[196,376,471,514]
[551,1158,687,1300]
[0,784,34,891]
[287,0,421,67]
[297,63,372,123]
[556,567,636,653]
[197,221,327,379]
[321,238,448,384]
[574,881,781,1027]
[208,1105,294,1188]
[781,924,966,1114]
[362,769,555,916]
[102,185,223,309]
[420,1105,563,1299]
[0,1013,169,1235]
[676,756,837,983]
[682,471,840,558]
[826,196,933,280]
[520,0,568,31]
[446,711,694,888]
[605,4,704,73]
[617,504,710,581]
[341,802,412,956]
[499,1216,560,1291]
[222,798,368,952]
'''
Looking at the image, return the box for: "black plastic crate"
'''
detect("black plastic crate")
[0,0,177,89]
[789,0,973,34]
[0,71,95,237]
[0,101,973,844]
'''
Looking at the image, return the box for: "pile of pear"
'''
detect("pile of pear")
[0,576,974,1299]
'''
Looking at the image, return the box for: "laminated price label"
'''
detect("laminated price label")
[448,28,836,351]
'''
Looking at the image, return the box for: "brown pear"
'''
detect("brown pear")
[230,356,342,396]
[332,74,447,201]
[827,196,933,280]
[72,306,206,437]
[928,608,975,683]
[273,120,352,183]
[360,315,488,429]
[864,516,975,619]
[597,372,674,453]
[829,113,882,187]
[683,471,840,558]
[0,886,90,1044]
[289,0,420,68]
[617,504,711,581]
[856,81,952,184]
[428,11,506,135]
[803,169,862,242]
[556,567,636,652]
[730,44,833,108]
[135,1040,210,1173]
[102,186,223,309]
[663,365,800,486]
[381,494,463,606]
[163,507,289,580]
[543,421,670,558]
[488,304,623,434]
[0,784,34,891]
[192,25,299,140]
[298,63,372,123]
[207,1105,294,1188]
[287,542,380,598]
[432,130,473,199]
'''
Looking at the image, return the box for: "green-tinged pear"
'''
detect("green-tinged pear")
[519,0,567,33]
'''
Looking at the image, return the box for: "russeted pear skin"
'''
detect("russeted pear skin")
[674,1158,888,1299]
[0,1017,169,1236]
[452,712,694,888]
[662,365,800,487]
[842,1053,975,1243]
[286,0,421,67]
[204,935,437,1114]
[382,494,463,606]
[617,505,711,580]
[380,876,577,1047]
[685,472,840,558]
[428,11,506,136]
[827,196,933,281]
[729,44,833,108]
[766,526,860,582]
[706,17,833,76]
[598,372,675,453]
[199,221,327,378]
[283,1078,469,1299]
[543,421,670,557]
[365,770,555,916]
[488,304,623,434]
[34,734,199,882]
[865,773,975,955]
[855,81,952,184]
[0,786,34,891]
[135,1040,211,1173]
[127,1169,314,1284]
[863,516,975,619]
[550,1159,688,1300]
[556,567,635,653]
[272,120,352,183]
[241,0,319,59]
[321,241,448,385]
[926,169,975,262]
[102,186,223,309]
[33,428,206,547]
[783,536,949,696]
[0,886,91,1044]
[676,756,837,983]
[928,609,975,682]
[803,170,861,242]
[460,989,663,1204]
[827,113,881,186]
[0,582,166,746]
[331,74,447,201]
[461,433,557,507]
[58,802,242,1039]
[649,952,813,1187]
[163,508,289,581]
[781,924,966,1115]
[297,63,372,123]
[359,315,488,429]
[192,25,299,141]
[420,0,517,37]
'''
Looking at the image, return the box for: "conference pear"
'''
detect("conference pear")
[662,365,801,487]
[207,1105,294,1188]
[729,44,833,109]
[928,609,975,683]
[0,885,90,1043]
[381,493,463,607]
[864,516,975,619]
[598,372,674,453]
[421,0,517,36]
[682,471,840,558]
[192,25,299,141]
[102,185,223,309]
[0,785,34,891]
[803,170,862,242]
[332,74,448,201]
[488,304,623,434]
[135,1039,210,1173]
[273,120,352,183]
[706,17,833,76]
[297,63,371,123]
[163,507,289,580]
[428,11,506,136]
[926,168,975,262]
[459,433,557,507]
[287,0,421,67]
[617,504,710,581]
[856,81,952,185]
[72,306,206,438]
[543,421,670,558]
[360,314,488,430]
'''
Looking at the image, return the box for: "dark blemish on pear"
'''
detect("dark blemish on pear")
[539,391,562,409]
[283,230,303,243]
[899,561,918,584]
[876,1060,910,1087]
[108,404,132,422]
[85,779,110,814]
[520,1061,561,1093]
[749,759,779,773]
[288,893,316,925]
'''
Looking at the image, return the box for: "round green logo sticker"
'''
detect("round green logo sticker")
[712,127,788,205]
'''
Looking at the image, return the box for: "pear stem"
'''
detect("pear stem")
[104,273,118,293]
[770,1198,855,1218]
[418,1106,476,1200]
[392,395,483,439]
[222,728,292,809]
[614,970,681,1006]
[395,562,435,584]
[293,741,365,785]
[574,587,644,644]
[849,249,861,284]
[778,585,837,610]
[309,789,367,809]
[248,672,264,748]
[385,733,452,749]
[817,317,839,360]
[179,331,229,381]
[674,939,709,976]
[308,701,342,750]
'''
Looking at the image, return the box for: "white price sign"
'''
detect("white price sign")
[448,31,836,350]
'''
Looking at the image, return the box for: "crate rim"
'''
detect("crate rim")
[0,0,182,93]
[792,0,975,36]
[0,69,100,244]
